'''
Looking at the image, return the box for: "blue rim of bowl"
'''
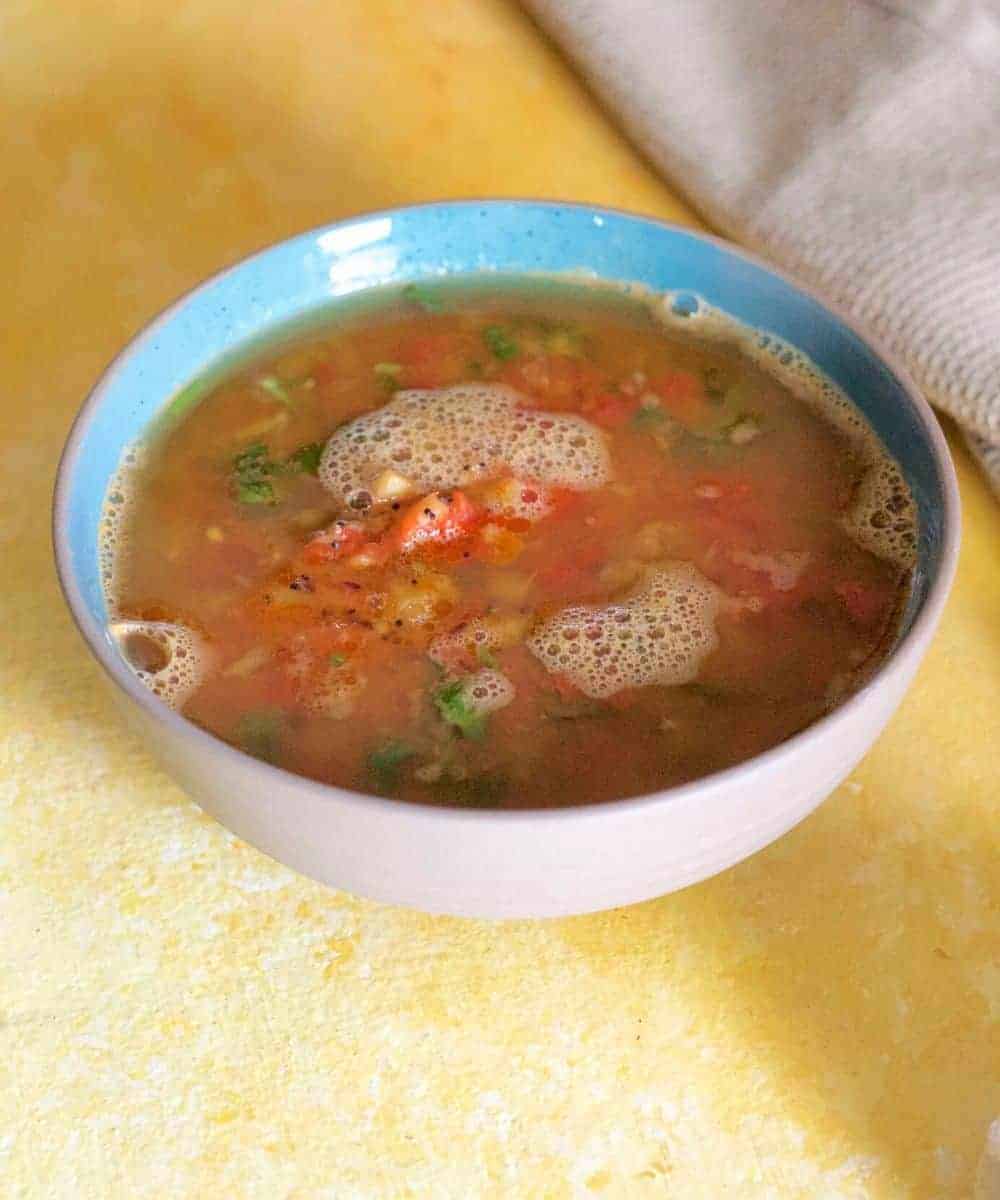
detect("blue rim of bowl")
[52,199,961,824]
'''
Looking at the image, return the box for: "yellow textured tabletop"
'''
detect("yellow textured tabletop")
[3,2,998,1196]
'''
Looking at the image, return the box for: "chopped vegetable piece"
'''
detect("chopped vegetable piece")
[257,375,294,406]
[703,366,728,403]
[483,326,518,361]
[435,679,487,740]
[476,644,499,668]
[432,773,508,807]
[723,414,764,445]
[303,520,368,563]
[632,405,669,428]
[402,282,443,313]
[367,740,416,789]
[224,646,270,678]
[590,393,640,428]
[374,361,403,392]
[232,442,279,506]
[286,441,324,474]
[651,370,704,425]
[237,478,276,505]
[544,327,585,357]
[329,653,346,667]
[235,709,284,761]
[394,489,484,553]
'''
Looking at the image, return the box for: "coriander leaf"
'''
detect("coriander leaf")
[367,740,416,789]
[432,772,508,808]
[235,709,284,762]
[483,326,518,361]
[373,361,403,393]
[257,375,294,406]
[233,442,270,472]
[402,282,444,313]
[232,441,280,505]
[286,441,323,475]
[329,653,346,668]
[237,478,276,504]
[435,679,487,740]
[631,406,669,428]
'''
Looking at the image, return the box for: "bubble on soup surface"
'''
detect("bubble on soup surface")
[318,383,611,509]
[109,620,208,709]
[99,447,148,611]
[842,459,918,568]
[457,668,515,714]
[528,562,722,699]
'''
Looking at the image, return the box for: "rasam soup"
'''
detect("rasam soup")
[102,279,917,808]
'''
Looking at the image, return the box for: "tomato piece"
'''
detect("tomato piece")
[303,521,368,564]
[471,523,524,565]
[502,355,606,410]
[650,370,704,425]
[549,672,584,701]
[394,490,484,553]
[836,580,888,627]
[396,331,465,388]
[589,392,641,428]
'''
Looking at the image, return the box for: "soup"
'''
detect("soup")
[102,278,917,808]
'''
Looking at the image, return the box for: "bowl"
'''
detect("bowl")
[53,201,960,918]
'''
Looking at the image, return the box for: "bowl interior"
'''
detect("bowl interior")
[57,200,951,659]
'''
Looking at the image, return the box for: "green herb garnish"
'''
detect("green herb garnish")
[232,442,278,505]
[329,653,346,668]
[632,406,669,428]
[432,772,508,808]
[367,740,416,789]
[235,709,284,761]
[257,375,294,406]
[373,361,403,392]
[434,679,487,740]
[286,441,324,475]
[402,282,443,313]
[483,326,518,361]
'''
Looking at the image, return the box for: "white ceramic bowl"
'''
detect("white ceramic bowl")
[53,202,960,917]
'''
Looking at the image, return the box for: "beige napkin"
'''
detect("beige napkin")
[524,0,1000,494]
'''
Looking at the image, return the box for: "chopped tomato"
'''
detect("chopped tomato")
[396,331,465,388]
[547,487,586,517]
[589,392,641,428]
[303,521,368,564]
[549,672,584,701]
[836,580,888,627]
[650,370,704,425]
[394,489,484,553]
[503,355,606,410]
[471,522,525,565]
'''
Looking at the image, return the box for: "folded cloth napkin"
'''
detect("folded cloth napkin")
[523,0,1000,493]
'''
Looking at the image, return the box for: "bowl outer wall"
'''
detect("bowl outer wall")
[53,200,960,917]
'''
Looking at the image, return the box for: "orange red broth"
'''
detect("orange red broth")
[111,283,910,808]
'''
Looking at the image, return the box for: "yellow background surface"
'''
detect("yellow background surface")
[2,2,998,1196]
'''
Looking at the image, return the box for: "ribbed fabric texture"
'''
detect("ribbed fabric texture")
[524,0,1000,494]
